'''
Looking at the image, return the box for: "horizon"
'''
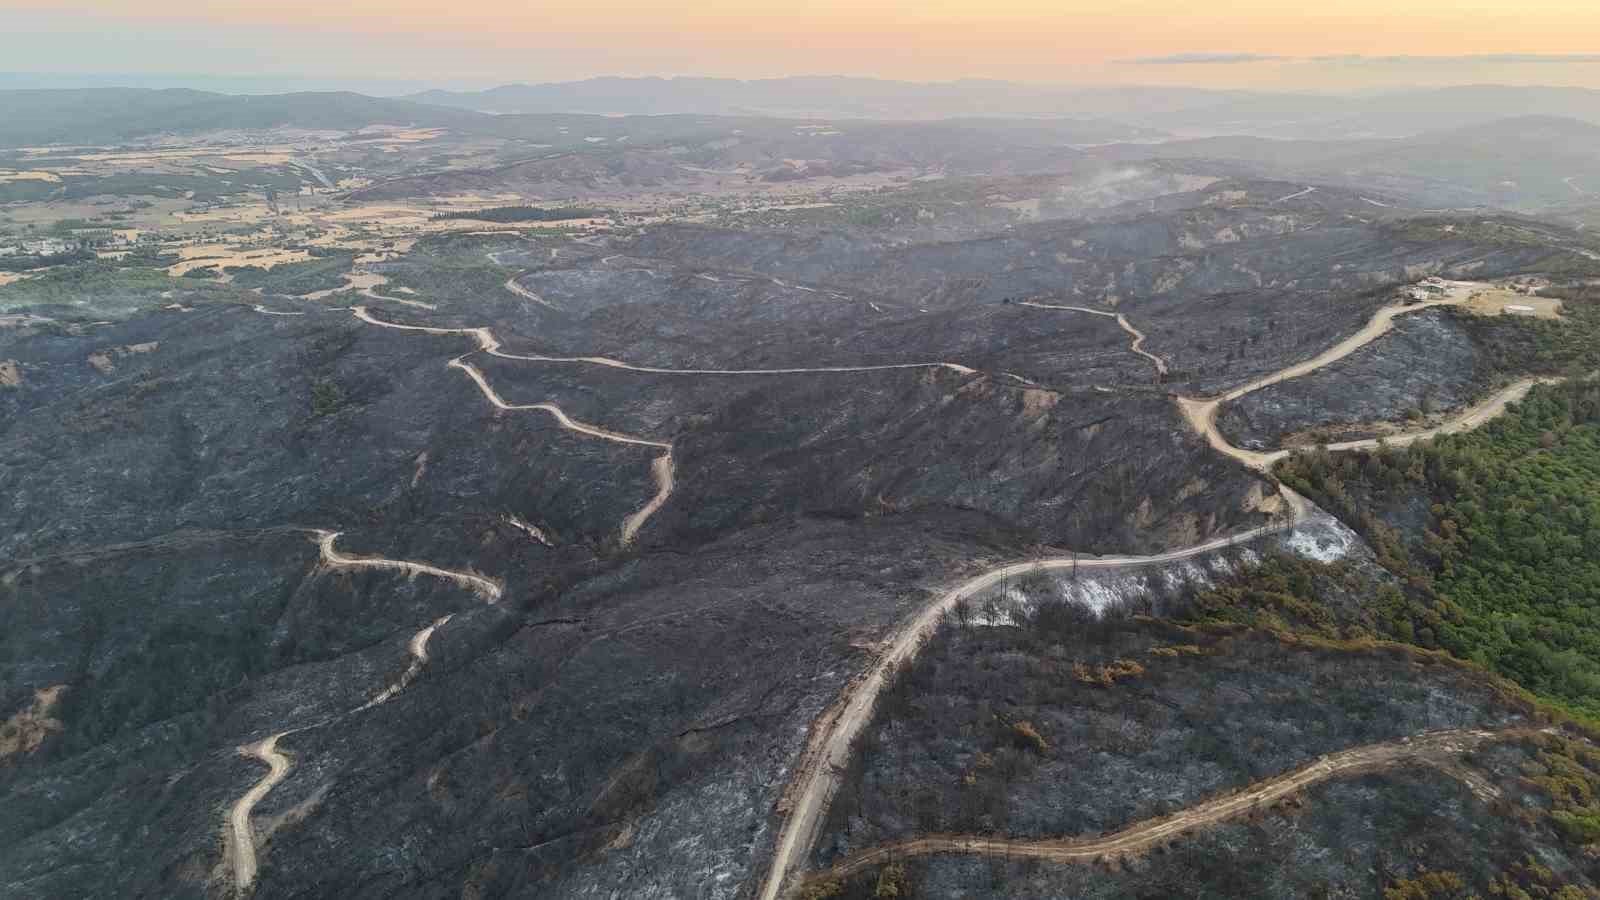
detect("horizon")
[6,71,1600,101]
[7,1,1600,92]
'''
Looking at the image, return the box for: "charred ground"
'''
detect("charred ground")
[4,159,1600,900]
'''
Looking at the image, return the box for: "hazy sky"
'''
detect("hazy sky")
[8,1,1600,92]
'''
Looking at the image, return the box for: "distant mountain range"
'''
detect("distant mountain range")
[0,86,1160,149]
[0,89,487,147]
[1089,115,1600,209]
[3,81,1599,193]
[409,77,1600,138]
[407,77,1253,122]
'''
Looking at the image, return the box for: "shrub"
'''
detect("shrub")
[310,379,343,416]
[1072,658,1146,687]
[874,863,907,899]
[1150,644,1207,658]
[799,877,843,900]
[1011,720,1049,755]
[1383,869,1469,900]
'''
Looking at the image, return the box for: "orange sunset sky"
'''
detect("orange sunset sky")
[7,0,1600,91]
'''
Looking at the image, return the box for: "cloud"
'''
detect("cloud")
[1311,53,1600,65]
[1125,51,1600,67]
[1122,52,1288,65]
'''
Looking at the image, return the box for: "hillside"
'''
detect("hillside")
[0,89,489,147]
[6,101,1600,900]
[409,79,1600,138]
[1091,115,1600,210]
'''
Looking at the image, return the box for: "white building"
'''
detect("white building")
[21,238,71,256]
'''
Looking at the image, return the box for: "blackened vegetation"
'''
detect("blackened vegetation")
[814,602,1545,865]
[1218,309,1505,449]
[815,586,1600,898]
[1217,282,1600,452]
[5,189,1600,898]
[627,188,1600,393]
[834,737,1600,898]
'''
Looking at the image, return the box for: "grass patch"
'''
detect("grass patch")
[429,205,609,224]
[228,250,355,295]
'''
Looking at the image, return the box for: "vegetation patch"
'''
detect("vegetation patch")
[0,261,245,314]
[429,205,610,224]
[227,250,356,296]
[310,378,345,417]
[1279,377,1600,717]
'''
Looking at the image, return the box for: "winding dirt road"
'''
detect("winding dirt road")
[356,614,455,712]
[620,454,678,547]
[225,534,499,894]
[809,728,1538,884]
[350,306,676,544]
[355,305,976,377]
[315,529,502,601]
[759,278,1552,899]
[228,734,290,891]
[343,274,1554,898]
[447,359,675,546]
[491,347,977,377]
[351,304,981,545]
[1020,301,1169,376]
[445,358,671,450]
[757,488,1313,900]
[1177,282,1498,471]
[1321,377,1559,453]
[1181,376,1556,472]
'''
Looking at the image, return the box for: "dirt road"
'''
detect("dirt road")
[620,454,677,546]
[1020,301,1168,376]
[1320,377,1559,454]
[759,278,1546,898]
[315,529,502,601]
[225,534,491,893]
[356,305,976,377]
[353,305,980,545]
[251,304,305,317]
[491,346,977,377]
[1217,284,1480,407]
[228,733,290,891]
[356,614,454,712]
[1181,371,1558,473]
[756,487,1312,900]
[350,307,678,544]
[447,359,673,545]
[811,728,1537,884]
[1177,282,1492,471]
[350,276,1550,898]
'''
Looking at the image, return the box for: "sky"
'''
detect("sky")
[7,1,1600,93]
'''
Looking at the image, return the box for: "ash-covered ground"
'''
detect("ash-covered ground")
[1217,308,1486,449]
[4,173,1598,900]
